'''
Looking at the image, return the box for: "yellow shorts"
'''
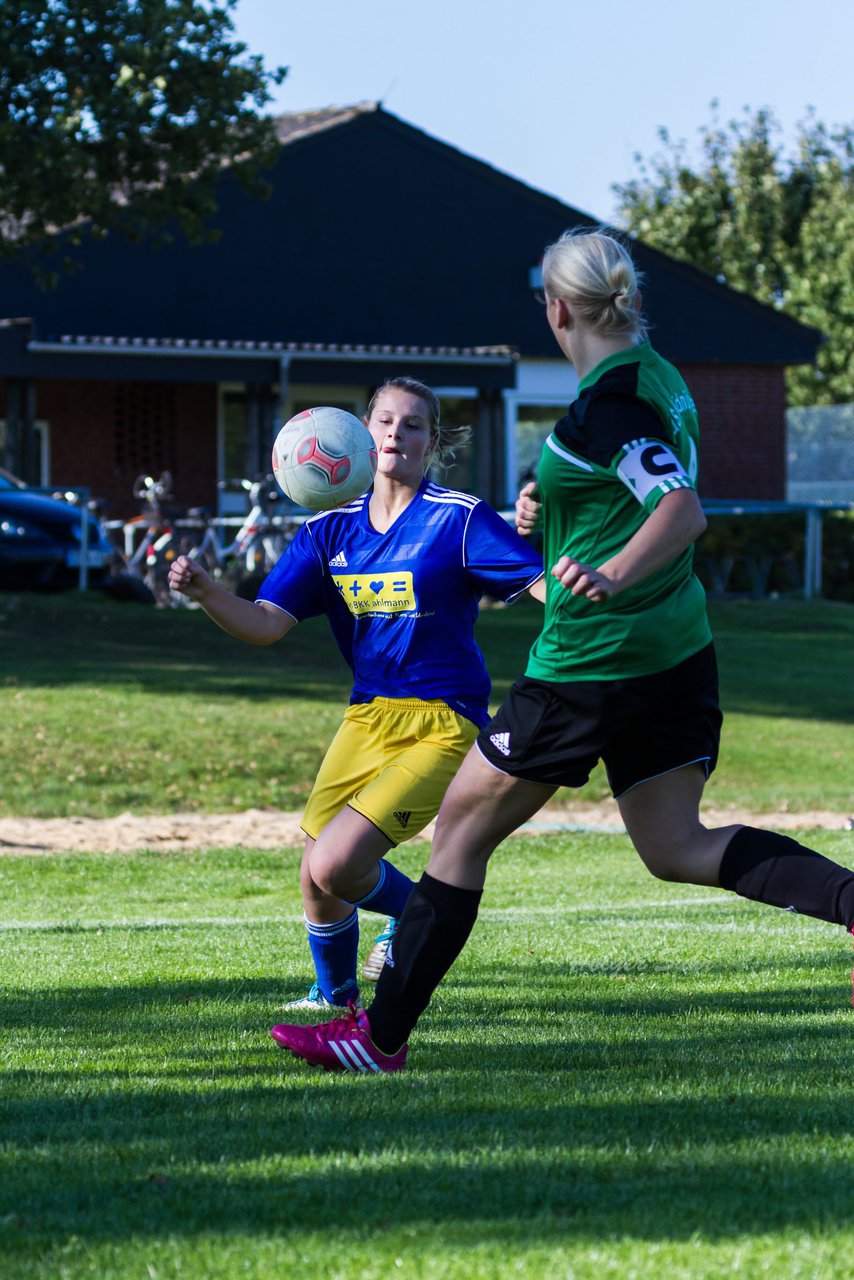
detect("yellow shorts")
[301,697,478,846]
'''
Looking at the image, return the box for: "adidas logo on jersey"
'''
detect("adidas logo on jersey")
[392,810,411,829]
[489,731,511,756]
[328,550,349,568]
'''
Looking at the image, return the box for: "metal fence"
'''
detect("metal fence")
[787,403,854,505]
[699,501,836,599]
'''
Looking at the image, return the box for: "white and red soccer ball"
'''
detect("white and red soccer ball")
[272,407,378,510]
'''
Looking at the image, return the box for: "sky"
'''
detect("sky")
[229,0,854,223]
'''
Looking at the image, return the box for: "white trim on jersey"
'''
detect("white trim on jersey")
[305,496,367,526]
[255,600,298,621]
[423,483,479,509]
[545,434,595,472]
[503,570,544,604]
[461,503,475,570]
[426,483,482,570]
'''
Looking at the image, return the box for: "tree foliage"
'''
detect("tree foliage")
[614,105,854,406]
[0,0,286,268]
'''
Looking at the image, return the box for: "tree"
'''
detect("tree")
[0,0,286,269]
[614,105,854,406]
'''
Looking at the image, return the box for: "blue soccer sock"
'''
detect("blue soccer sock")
[350,859,415,919]
[304,909,360,1004]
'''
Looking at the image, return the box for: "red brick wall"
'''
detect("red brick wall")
[680,364,787,501]
[35,380,218,518]
[5,364,788,509]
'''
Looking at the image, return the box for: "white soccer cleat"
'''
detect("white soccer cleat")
[362,917,398,981]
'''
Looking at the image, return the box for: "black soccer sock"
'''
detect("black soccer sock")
[366,871,482,1055]
[718,826,854,929]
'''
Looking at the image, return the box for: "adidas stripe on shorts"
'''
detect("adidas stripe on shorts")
[302,697,478,845]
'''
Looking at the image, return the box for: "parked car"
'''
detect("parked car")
[0,468,114,588]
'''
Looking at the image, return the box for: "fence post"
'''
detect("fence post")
[78,487,90,592]
[803,508,823,599]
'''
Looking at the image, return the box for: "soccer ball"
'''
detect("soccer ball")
[272,407,378,510]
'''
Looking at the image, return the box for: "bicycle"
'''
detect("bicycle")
[103,472,196,605]
[184,475,302,598]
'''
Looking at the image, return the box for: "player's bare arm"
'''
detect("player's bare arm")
[168,555,294,645]
[552,488,707,602]
[526,575,547,603]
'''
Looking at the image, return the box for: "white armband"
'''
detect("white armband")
[616,438,693,505]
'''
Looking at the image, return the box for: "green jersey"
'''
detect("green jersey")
[526,341,712,682]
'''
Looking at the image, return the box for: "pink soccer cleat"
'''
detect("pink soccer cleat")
[270,1003,408,1074]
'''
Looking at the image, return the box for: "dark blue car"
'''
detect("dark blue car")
[0,468,114,588]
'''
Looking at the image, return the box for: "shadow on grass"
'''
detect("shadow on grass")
[1,592,351,702]
[7,593,854,725]
[3,962,854,1254]
[2,590,540,703]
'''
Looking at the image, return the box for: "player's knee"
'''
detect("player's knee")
[633,829,717,884]
[631,837,689,882]
[646,858,685,883]
[308,857,337,897]
[308,847,351,898]
[300,865,329,910]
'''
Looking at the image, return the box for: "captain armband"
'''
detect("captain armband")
[615,438,694,505]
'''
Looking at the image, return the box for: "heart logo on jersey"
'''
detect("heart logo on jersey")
[369,580,385,593]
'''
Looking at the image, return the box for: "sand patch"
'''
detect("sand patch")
[0,801,850,855]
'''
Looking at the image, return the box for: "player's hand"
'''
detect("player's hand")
[515,482,542,538]
[550,555,613,602]
[168,555,211,602]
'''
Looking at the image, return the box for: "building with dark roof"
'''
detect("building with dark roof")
[0,102,821,515]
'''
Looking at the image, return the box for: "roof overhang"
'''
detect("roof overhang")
[1,324,518,389]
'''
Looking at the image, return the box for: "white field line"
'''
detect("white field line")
[0,896,825,935]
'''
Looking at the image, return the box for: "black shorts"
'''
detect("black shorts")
[477,642,722,799]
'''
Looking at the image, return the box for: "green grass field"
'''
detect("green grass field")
[1,591,853,1278]
[3,837,854,1279]
[1,592,853,816]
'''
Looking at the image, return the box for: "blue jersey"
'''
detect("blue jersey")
[257,478,543,727]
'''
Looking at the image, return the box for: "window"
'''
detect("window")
[431,394,478,493]
[503,364,579,503]
[515,405,564,485]
[113,384,177,479]
[0,418,50,483]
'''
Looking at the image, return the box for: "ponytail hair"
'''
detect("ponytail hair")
[541,226,647,341]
